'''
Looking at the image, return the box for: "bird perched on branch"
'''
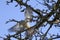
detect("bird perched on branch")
[8,20,30,32]
[24,6,33,22]
[48,19,60,24]
[52,19,60,24]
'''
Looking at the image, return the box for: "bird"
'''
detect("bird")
[24,6,33,22]
[25,28,37,40]
[48,19,60,24]
[53,19,60,24]
[8,20,30,32]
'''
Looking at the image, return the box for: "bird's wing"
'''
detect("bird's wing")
[24,6,33,22]
[8,23,24,32]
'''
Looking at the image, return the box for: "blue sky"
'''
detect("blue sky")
[0,0,25,39]
[0,0,60,40]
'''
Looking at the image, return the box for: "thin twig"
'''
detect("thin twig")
[42,24,53,40]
